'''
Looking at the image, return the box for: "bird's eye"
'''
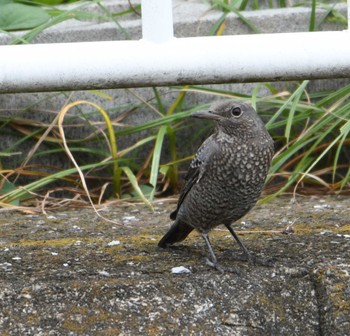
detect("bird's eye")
[231,107,242,118]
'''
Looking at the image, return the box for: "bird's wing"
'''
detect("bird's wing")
[170,136,216,220]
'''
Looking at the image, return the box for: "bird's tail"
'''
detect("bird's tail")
[158,219,194,248]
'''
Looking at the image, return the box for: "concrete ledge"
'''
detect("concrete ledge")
[0,195,349,334]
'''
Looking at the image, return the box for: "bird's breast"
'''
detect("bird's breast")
[177,136,273,231]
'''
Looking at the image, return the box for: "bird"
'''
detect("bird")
[158,100,274,272]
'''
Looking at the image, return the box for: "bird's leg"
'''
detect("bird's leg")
[226,225,252,261]
[226,225,274,267]
[201,233,239,273]
[201,233,218,263]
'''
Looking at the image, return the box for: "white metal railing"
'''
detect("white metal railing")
[141,0,173,42]
[0,0,349,93]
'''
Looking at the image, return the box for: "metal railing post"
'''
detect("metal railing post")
[348,0,350,31]
[141,0,174,42]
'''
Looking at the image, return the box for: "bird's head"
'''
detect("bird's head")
[191,101,267,139]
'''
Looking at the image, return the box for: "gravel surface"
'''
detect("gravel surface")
[1,195,350,335]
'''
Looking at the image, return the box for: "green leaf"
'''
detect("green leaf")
[121,166,153,210]
[159,165,170,176]
[309,0,316,32]
[284,81,309,144]
[149,125,167,200]
[0,160,115,204]
[0,151,21,157]
[0,180,19,205]
[32,0,74,5]
[0,3,50,31]
[130,184,154,198]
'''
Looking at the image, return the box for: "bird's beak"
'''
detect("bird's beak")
[190,110,222,121]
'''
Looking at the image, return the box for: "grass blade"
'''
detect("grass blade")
[121,166,153,210]
[149,125,167,200]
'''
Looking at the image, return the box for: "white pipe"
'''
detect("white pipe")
[1,31,350,93]
[348,0,350,31]
[141,0,173,42]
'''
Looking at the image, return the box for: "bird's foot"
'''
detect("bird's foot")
[204,258,241,274]
[233,253,275,267]
[250,255,275,267]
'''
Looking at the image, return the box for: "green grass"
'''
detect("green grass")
[0,1,349,211]
[1,81,350,211]
[209,0,347,34]
[0,0,137,42]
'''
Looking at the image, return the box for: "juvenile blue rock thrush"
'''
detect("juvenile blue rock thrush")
[158,101,274,271]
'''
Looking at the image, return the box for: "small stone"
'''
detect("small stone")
[98,270,111,277]
[320,230,333,235]
[335,234,350,239]
[171,266,191,274]
[24,214,39,218]
[0,262,12,268]
[123,216,136,221]
[224,313,244,326]
[313,204,329,210]
[107,240,121,247]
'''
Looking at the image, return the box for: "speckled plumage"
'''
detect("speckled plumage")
[158,101,274,269]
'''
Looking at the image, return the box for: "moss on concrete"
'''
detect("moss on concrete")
[0,196,349,335]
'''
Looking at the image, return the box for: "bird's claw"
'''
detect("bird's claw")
[234,253,275,267]
[204,258,241,274]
